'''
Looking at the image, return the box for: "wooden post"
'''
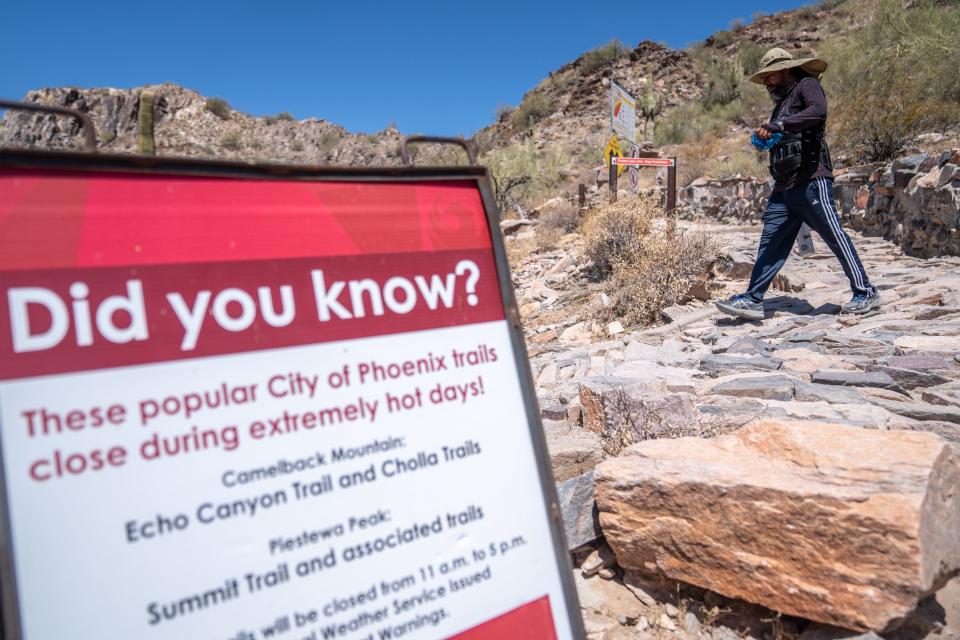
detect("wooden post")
[609,156,617,204]
[578,183,586,209]
[666,157,677,213]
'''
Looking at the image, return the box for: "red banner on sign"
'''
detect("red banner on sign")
[449,596,557,640]
[612,157,675,167]
[0,250,502,380]
[0,169,492,270]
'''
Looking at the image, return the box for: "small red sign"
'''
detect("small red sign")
[613,157,675,167]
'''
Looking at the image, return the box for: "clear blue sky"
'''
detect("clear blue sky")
[2,0,815,136]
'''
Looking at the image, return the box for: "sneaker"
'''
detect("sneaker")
[715,294,764,321]
[841,290,882,315]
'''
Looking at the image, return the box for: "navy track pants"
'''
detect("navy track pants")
[746,177,875,300]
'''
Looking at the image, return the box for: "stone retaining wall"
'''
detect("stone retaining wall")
[833,150,960,258]
[677,149,960,258]
[677,176,770,223]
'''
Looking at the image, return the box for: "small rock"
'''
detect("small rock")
[710,374,796,401]
[658,613,676,631]
[894,335,958,354]
[664,603,679,618]
[725,336,772,356]
[699,354,783,377]
[870,365,951,390]
[500,219,533,236]
[580,543,617,577]
[607,320,625,336]
[870,399,960,425]
[556,469,602,549]
[921,390,960,408]
[811,369,904,393]
[622,573,658,607]
[541,404,569,421]
[794,381,864,405]
[684,611,700,634]
[547,430,604,482]
[561,322,593,344]
[598,568,615,580]
[530,328,558,344]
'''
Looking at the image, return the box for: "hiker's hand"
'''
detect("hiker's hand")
[755,126,772,141]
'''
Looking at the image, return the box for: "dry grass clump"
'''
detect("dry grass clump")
[583,195,717,326]
[536,225,565,252]
[542,203,580,233]
[583,197,657,276]
[535,203,580,251]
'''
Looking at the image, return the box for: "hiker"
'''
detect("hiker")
[715,47,880,321]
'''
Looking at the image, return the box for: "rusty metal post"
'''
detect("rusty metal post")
[666,157,677,212]
[578,183,586,209]
[0,99,97,152]
[608,156,617,204]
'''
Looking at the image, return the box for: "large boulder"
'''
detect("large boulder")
[594,420,960,631]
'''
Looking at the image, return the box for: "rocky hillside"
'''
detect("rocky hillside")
[1,0,866,172]
[474,0,861,154]
[0,84,415,165]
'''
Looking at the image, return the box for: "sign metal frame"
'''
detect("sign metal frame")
[0,147,587,640]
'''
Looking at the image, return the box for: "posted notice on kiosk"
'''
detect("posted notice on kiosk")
[0,169,576,639]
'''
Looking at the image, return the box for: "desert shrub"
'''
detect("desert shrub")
[582,196,717,326]
[485,139,564,215]
[221,132,241,150]
[265,112,295,125]
[510,92,555,130]
[291,140,304,152]
[655,99,743,146]
[740,78,771,121]
[703,58,742,106]
[675,135,724,186]
[205,98,231,120]
[821,0,960,161]
[606,227,716,326]
[535,225,565,252]
[704,147,767,179]
[582,197,656,277]
[579,39,628,75]
[318,130,341,152]
[710,30,736,49]
[540,203,580,234]
[656,104,696,145]
[737,41,765,78]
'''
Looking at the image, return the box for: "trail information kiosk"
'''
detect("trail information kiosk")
[0,148,582,639]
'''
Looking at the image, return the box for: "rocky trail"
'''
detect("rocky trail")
[510,219,960,639]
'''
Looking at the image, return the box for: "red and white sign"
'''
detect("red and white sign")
[612,157,675,167]
[0,164,580,639]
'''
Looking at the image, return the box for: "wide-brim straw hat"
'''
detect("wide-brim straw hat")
[749,47,828,84]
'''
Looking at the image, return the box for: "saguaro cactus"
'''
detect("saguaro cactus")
[138,91,156,155]
[639,73,663,142]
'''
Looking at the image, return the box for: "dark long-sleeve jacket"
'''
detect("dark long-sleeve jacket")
[765,76,834,190]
